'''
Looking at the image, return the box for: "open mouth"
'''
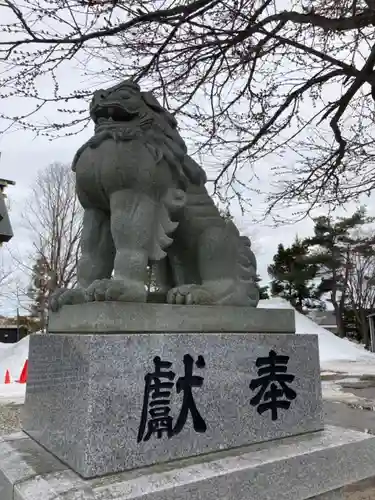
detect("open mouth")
[92,104,137,126]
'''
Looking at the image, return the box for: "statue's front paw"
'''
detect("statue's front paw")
[49,288,86,312]
[167,284,214,305]
[85,279,112,301]
[85,279,147,303]
[49,288,66,312]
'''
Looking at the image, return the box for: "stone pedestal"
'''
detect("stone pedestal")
[2,426,375,500]
[15,302,370,500]
[22,304,322,478]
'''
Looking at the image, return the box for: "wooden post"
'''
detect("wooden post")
[0,172,15,244]
[368,314,375,353]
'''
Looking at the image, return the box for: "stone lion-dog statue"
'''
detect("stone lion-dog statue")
[50,79,259,310]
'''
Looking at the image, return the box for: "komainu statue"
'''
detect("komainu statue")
[50,80,259,310]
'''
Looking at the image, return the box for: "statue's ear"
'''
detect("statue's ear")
[141,91,162,111]
[141,91,177,128]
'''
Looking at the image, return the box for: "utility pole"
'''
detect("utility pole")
[0,153,16,328]
[0,152,16,245]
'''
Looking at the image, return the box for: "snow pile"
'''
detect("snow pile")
[259,297,375,364]
[0,335,30,382]
[0,335,30,404]
[0,383,27,404]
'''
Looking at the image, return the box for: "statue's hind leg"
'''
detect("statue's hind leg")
[167,224,238,305]
[167,186,258,306]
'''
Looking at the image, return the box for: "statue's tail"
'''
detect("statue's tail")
[210,221,259,307]
[236,234,259,306]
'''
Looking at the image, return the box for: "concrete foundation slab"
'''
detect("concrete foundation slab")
[0,426,374,500]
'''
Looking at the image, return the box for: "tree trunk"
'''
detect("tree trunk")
[39,303,46,332]
[333,304,346,338]
[295,295,303,313]
[363,325,370,350]
[359,308,370,349]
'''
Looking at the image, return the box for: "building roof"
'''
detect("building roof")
[0,179,15,189]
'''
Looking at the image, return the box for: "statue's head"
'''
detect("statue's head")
[90,79,178,135]
[85,79,206,185]
[90,80,142,131]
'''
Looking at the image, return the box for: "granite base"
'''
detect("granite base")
[22,331,323,478]
[1,426,375,499]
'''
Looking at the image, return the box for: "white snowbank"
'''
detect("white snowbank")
[0,335,30,403]
[0,336,30,382]
[0,383,27,404]
[259,297,375,364]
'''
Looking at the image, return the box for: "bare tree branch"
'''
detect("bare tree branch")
[22,162,83,325]
[2,0,375,218]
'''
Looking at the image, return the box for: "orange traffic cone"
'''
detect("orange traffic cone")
[4,370,11,384]
[18,360,28,384]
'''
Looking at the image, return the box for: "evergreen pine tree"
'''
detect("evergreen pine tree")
[304,207,375,338]
[268,238,319,313]
[255,275,269,300]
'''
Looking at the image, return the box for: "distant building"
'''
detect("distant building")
[0,325,28,344]
[307,311,337,334]
[0,176,15,244]
[367,313,375,353]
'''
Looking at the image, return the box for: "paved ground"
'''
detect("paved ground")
[0,403,21,436]
[324,400,375,434]
[324,389,375,499]
[339,477,375,500]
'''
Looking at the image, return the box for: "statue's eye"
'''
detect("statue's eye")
[118,91,133,99]
[93,90,107,99]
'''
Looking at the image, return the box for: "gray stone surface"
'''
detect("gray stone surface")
[1,426,375,499]
[309,492,342,500]
[50,80,259,311]
[48,302,295,333]
[0,432,66,500]
[22,332,322,478]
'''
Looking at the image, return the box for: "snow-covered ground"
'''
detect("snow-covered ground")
[0,383,27,404]
[0,336,30,379]
[259,298,375,406]
[0,299,373,405]
[259,298,375,368]
[0,335,30,404]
